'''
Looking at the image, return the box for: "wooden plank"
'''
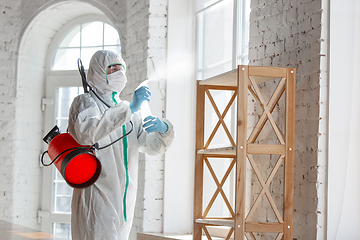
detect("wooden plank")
[251,76,281,84]
[275,233,284,240]
[199,65,288,88]
[0,220,67,240]
[13,232,61,239]
[247,65,287,78]
[245,222,284,233]
[138,233,196,240]
[137,233,170,240]
[195,219,234,227]
[199,69,237,87]
[235,65,248,240]
[204,85,237,91]
[246,232,257,240]
[202,226,212,240]
[247,144,286,155]
[284,68,296,240]
[197,146,236,156]
[225,228,234,240]
[194,81,206,240]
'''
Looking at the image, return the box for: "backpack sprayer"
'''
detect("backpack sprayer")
[41,126,101,188]
[41,59,133,188]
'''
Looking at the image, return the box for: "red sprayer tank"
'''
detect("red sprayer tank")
[42,126,101,188]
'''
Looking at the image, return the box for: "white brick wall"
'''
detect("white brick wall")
[0,0,21,225]
[126,0,169,238]
[249,0,324,239]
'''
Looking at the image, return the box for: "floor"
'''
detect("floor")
[0,220,68,240]
[137,232,225,240]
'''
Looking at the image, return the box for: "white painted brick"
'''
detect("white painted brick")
[249,0,324,239]
[149,17,167,27]
[148,26,167,38]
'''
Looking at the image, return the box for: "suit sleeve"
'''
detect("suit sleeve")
[136,116,175,155]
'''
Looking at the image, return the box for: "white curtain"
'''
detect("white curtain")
[328,0,360,239]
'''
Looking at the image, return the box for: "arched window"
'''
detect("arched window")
[52,21,121,70]
[40,17,121,238]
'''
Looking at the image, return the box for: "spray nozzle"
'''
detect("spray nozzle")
[135,80,152,123]
[135,80,149,90]
[43,125,61,144]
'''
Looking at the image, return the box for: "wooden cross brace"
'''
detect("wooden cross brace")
[247,77,287,145]
[203,157,236,218]
[204,89,237,148]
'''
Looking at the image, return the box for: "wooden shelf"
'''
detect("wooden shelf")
[197,144,286,156]
[195,219,284,234]
[245,222,284,233]
[248,66,287,78]
[197,146,236,156]
[195,219,234,227]
[194,65,295,240]
[199,70,237,87]
[138,233,224,240]
[198,66,288,88]
[247,144,286,155]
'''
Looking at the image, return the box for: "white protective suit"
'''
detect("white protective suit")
[68,50,174,240]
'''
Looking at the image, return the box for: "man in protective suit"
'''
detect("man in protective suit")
[68,50,174,240]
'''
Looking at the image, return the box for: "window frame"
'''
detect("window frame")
[164,0,250,234]
[194,0,250,237]
[45,15,118,75]
[195,0,250,80]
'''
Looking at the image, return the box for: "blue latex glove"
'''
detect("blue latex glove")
[130,86,151,113]
[143,116,168,133]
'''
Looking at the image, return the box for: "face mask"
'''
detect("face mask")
[107,70,127,93]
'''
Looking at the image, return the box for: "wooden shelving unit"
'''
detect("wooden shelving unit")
[193,65,296,240]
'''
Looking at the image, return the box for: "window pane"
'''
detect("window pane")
[56,182,73,196]
[56,87,79,118]
[81,47,103,68]
[53,223,71,239]
[53,48,80,70]
[56,87,83,132]
[196,0,221,12]
[52,21,121,70]
[52,87,83,217]
[237,0,251,64]
[104,23,120,46]
[59,26,80,48]
[103,46,121,55]
[81,21,103,47]
[197,0,233,79]
[55,119,67,133]
[54,196,71,213]
[53,169,72,214]
[55,169,63,181]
